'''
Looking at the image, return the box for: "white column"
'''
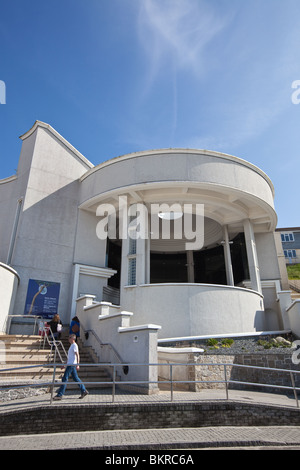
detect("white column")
[243,219,262,294]
[222,225,234,286]
[145,211,151,284]
[135,204,148,285]
[120,200,130,288]
[121,203,148,287]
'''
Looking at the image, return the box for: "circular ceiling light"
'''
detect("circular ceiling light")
[158,211,183,220]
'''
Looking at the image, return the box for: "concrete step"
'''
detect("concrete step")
[0,334,113,388]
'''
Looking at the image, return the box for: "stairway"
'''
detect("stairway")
[0,334,112,390]
[59,333,113,389]
[0,334,54,382]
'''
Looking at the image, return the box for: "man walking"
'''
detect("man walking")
[53,334,88,400]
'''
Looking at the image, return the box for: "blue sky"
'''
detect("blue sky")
[0,0,300,228]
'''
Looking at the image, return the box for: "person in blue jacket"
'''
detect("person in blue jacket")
[69,316,80,342]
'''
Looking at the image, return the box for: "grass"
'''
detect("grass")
[287,263,300,280]
[207,338,234,349]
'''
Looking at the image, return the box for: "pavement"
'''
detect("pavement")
[1,387,300,451]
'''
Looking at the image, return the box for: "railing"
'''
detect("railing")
[0,362,300,408]
[39,321,67,364]
[5,314,42,335]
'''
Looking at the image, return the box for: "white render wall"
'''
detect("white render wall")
[79,150,276,223]
[122,283,265,339]
[0,122,93,324]
[0,263,19,332]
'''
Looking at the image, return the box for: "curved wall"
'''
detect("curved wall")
[0,263,19,332]
[122,284,265,339]
[79,150,275,213]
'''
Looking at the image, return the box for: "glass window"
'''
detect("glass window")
[281,233,294,242]
[284,249,296,258]
[128,258,136,285]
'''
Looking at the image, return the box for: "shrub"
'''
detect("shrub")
[221,338,234,348]
[207,338,219,348]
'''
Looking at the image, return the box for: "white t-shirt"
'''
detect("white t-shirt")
[67,342,78,365]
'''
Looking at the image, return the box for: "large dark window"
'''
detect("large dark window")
[194,245,226,285]
[106,238,121,289]
[149,233,249,286]
[230,233,249,285]
[150,252,188,283]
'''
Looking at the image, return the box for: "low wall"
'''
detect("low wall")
[193,353,299,392]
[0,263,19,333]
[158,347,204,391]
[157,345,299,393]
[1,401,300,437]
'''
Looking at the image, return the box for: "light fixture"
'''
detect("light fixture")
[158,211,183,220]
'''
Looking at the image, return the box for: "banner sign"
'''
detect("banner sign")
[24,279,61,318]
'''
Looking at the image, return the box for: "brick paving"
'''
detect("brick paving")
[0,387,300,450]
[1,425,300,450]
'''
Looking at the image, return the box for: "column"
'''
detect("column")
[243,219,262,293]
[186,250,195,283]
[135,203,148,285]
[121,203,148,287]
[222,225,234,286]
[120,199,130,287]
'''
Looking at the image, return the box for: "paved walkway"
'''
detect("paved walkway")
[0,387,300,450]
[1,425,300,450]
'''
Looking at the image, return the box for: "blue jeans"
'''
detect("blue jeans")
[57,366,86,396]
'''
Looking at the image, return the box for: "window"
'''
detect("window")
[128,237,137,255]
[281,233,294,242]
[284,249,296,258]
[128,257,136,285]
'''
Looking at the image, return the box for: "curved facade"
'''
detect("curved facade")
[0,121,286,339]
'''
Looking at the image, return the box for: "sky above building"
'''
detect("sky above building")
[0,0,300,228]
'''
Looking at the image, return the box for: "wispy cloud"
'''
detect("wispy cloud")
[130,0,300,155]
[133,0,233,145]
[138,0,231,87]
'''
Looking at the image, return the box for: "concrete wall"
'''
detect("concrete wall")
[122,283,265,339]
[0,263,19,332]
[286,300,300,338]
[158,347,204,390]
[80,150,275,214]
[256,232,281,281]
[5,123,93,324]
[76,296,161,393]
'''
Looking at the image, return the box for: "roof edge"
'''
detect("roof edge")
[81,148,275,197]
[19,121,94,170]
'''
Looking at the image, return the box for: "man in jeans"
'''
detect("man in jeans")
[54,334,88,400]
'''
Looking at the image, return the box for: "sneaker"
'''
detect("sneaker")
[53,395,62,400]
[79,390,89,399]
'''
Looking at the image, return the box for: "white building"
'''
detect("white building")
[0,121,297,342]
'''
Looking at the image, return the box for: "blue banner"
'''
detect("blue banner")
[24,279,61,318]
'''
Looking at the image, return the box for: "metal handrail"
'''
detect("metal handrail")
[5,314,42,335]
[0,361,300,408]
[39,322,67,363]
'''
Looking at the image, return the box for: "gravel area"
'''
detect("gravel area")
[163,333,297,355]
